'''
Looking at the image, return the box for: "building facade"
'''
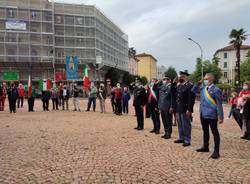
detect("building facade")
[214,44,250,84]
[0,0,128,82]
[136,53,157,81]
[128,57,139,76]
[157,65,166,79]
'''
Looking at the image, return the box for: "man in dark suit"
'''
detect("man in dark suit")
[158,77,175,139]
[174,71,196,147]
[7,82,19,113]
[133,80,147,130]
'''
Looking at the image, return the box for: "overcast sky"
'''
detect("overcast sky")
[55,0,250,72]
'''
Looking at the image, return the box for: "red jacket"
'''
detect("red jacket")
[18,88,25,97]
[115,88,122,99]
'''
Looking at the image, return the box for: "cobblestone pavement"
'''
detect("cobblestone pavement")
[0,99,250,184]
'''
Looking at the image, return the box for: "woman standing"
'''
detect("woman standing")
[98,83,106,113]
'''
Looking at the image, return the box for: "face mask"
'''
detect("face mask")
[162,81,167,85]
[204,80,209,86]
[243,86,248,90]
[179,79,184,83]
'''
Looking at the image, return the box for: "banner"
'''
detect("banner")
[66,56,78,80]
[55,72,66,81]
[6,20,26,30]
[3,71,19,81]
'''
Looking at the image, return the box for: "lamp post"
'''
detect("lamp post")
[188,38,203,79]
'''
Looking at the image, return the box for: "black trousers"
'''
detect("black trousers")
[28,97,35,111]
[135,105,144,128]
[122,102,129,114]
[161,109,172,136]
[8,98,17,112]
[149,103,160,131]
[87,97,96,111]
[17,97,24,108]
[42,100,49,111]
[200,117,220,153]
[52,98,59,110]
[232,108,243,129]
[115,98,122,115]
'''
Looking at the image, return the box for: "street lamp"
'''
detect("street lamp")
[188,38,203,79]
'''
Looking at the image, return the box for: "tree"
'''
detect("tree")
[164,66,177,79]
[240,57,250,82]
[140,76,148,85]
[122,72,136,86]
[128,47,136,58]
[105,68,120,86]
[190,58,222,84]
[229,28,248,86]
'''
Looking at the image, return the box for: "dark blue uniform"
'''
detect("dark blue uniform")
[134,86,147,130]
[175,81,195,144]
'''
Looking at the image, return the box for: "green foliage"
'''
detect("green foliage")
[216,83,231,91]
[190,58,222,84]
[140,76,148,86]
[105,68,120,86]
[122,72,137,86]
[164,66,177,79]
[240,57,250,82]
[229,28,247,46]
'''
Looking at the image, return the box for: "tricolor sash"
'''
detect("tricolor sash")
[203,87,217,110]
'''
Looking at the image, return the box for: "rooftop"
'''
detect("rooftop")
[215,44,250,55]
[135,53,157,62]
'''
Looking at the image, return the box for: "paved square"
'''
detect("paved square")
[0,99,250,184]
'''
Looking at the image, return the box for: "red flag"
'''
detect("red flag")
[28,74,32,97]
[83,64,89,91]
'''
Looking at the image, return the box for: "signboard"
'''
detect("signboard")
[6,20,26,30]
[55,72,66,81]
[66,56,78,80]
[3,71,19,81]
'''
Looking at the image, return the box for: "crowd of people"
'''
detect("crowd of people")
[0,72,249,159]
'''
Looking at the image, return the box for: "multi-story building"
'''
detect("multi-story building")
[136,53,157,81]
[157,65,167,79]
[214,44,250,84]
[128,57,139,76]
[0,0,128,82]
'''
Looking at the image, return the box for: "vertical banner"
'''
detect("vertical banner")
[66,56,78,80]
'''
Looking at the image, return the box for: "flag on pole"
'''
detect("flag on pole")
[83,64,89,91]
[28,74,32,97]
[39,79,52,91]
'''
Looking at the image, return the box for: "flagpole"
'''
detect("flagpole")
[52,0,56,87]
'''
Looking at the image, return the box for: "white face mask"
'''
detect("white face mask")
[243,85,248,90]
[162,81,167,85]
[204,80,209,86]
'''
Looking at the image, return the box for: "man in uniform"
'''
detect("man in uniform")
[158,76,175,139]
[133,80,147,130]
[174,71,195,146]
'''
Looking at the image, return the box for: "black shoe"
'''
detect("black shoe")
[196,147,209,152]
[134,127,139,130]
[245,136,250,140]
[210,152,220,159]
[174,139,184,144]
[183,143,191,147]
[161,135,171,139]
[155,131,160,134]
[150,130,156,133]
[85,110,89,112]
[137,127,144,131]
[240,135,247,139]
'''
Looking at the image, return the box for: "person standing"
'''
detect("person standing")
[51,86,59,110]
[122,87,130,114]
[7,82,18,113]
[86,82,97,112]
[58,83,63,107]
[72,84,80,112]
[239,81,250,140]
[0,82,7,111]
[133,81,147,130]
[98,83,106,113]
[115,83,122,115]
[158,77,175,139]
[192,73,224,159]
[148,79,161,134]
[174,71,195,147]
[41,90,51,111]
[110,87,116,113]
[28,86,36,112]
[61,85,70,111]
[17,83,25,108]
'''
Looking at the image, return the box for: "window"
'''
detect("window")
[56,16,63,24]
[223,72,227,78]
[224,52,227,59]
[31,11,37,19]
[7,9,15,18]
[76,17,83,25]
[223,62,227,68]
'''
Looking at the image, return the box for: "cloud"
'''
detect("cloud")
[55,0,250,72]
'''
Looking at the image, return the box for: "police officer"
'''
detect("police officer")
[133,80,147,130]
[158,76,175,139]
[174,71,195,146]
[7,82,19,113]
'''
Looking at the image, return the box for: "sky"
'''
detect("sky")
[55,0,250,72]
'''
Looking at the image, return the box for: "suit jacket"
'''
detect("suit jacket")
[158,83,174,111]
